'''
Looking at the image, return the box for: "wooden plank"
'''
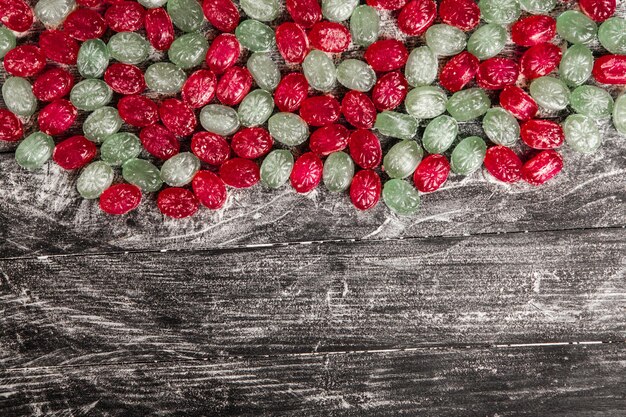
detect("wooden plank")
[2,228,624,370]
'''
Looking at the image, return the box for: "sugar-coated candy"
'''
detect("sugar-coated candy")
[100,132,142,166]
[290,152,323,193]
[383,179,421,215]
[374,111,418,140]
[77,161,115,199]
[160,152,201,187]
[99,184,142,215]
[260,150,294,189]
[422,115,458,154]
[450,136,487,175]
[220,158,261,189]
[383,140,423,179]
[483,146,522,183]
[122,158,163,192]
[15,132,54,171]
[562,114,602,154]
[350,5,380,47]
[323,151,355,193]
[413,154,450,192]
[192,171,228,209]
[157,187,199,219]
[350,170,381,211]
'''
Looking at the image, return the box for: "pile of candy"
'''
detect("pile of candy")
[1,0,626,218]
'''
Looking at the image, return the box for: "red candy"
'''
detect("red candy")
[144,8,175,51]
[191,131,231,165]
[205,33,241,74]
[372,71,408,111]
[349,129,382,169]
[219,158,260,188]
[63,8,107,41]
[299,95,341,126]
[0,0,33,32]
[0,109,23,142]
[39,30,79,65]
[593,55,626,85]
[157,187,199,219]
[439,51,479,93]
[397,0,436,36]
[350,169,381,210]
[274,72,309,112]
[341,90,377,129]
[231,127,273,159]
[367,0,407,11]
[33,68,74,102]
[104,63,146,95]
[579,0,615,22]
[3,45,46,77]
[140,124,180,160]
[202,0,240,33]
[511,15,556,47]
[53,136,97,170]
[286,0,322,28]
[477,58,520,90]
[520,43,562,79]
[290,152,323,193]
[275,22,310,64]
[364,40,409,72]
[105,1,145,32]
[413,154,450,192]
[182,69,217,108]
[308,21,351,53]
[99,183,142,215]
[193,171,228,210]
[522,150,563,185]
[309,124,350,156]
[159,99,197,137]
[499,86,538,121]
[483,146,522,183]
[38,99,78,136]
[521,119,565,149]
[118,95,159,127]
[216,66,253,106]
[438,0,480,31]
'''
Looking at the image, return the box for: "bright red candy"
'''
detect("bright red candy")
[364,40,409,72]
[33,68,74,102]
[53,135,97,170]
[286,0,322,28]
[144,8,174,51]
[76,0,103,7]
[520,43,562,79]
[439,51,479,93]
[299,95,341,126]
[438,0,480,31]
[350,169,381,210]
[309,124,350,156]
[39,30,79,65]
[104,63,145,95]
[308,21,351,54]
[205,33,241,74]
[191,131,230,165]
[63,8,107,41]
[290,152,323,193]
[372,71,408,111]
[157,187,199,219]
[140,124,180,160]
[202,0,239,33]
[579,0,615,22]
[118,95,159,127]
[0,0,33,32]
[477,57,520,90]
[341,90,377,129]
[192,171,228,210]
[105,1,145,32]
[231,127,273,159]
[216,66,253,106]
[349,129,382,169]
[397,0,436,36]
[0,109,23,142]
[511,15,556,47]
[219,158,260,188]
[275,22,309,64]
[274,72,309,112]
[483,146,522,183]
[182,70,217,108]
[38,99,78,136]
[593,55,626,85]
[366,0,407,11]
[521,119,564,149]
[159,99,197,137]
[413,154,450,192]
[522,150,563,185]
[99,183,142,215]
[499,86,538,121]
[3,45,45,77]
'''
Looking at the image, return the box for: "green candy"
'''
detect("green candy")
[160,152,200,186]
[167,0,205,32]
[559,44,594,87]
[556,11,597,44]
[422,115,458,154]
[383,140,423,179]
[375,111,418,140]
[383,179,420,216]
[446,88,491,122]
[478,0,520,24]
[405,46,438,87]
[268,113,309,146]
[482,108,519,147]
[323,0,359,22]
[302,50,336,92]
[613,94,626,136]
[83,107,123,144]
[168,32,208,69]
[518,0,556,14]
[15,132,54,171]
[122,158,164,192]
[425,24,467,56]
[0,26,16,59]
[76,161,114,199]
[35,0,75,27]
[451,136,487,176]
[570,85,614,118]
[2,77,37,117]
[70,79,112,111]
[323,151,355,192]
[139,0,168,7]
[200,104,240,136]
[240,0,280,22]
[405,86,448,120]
[247,53,281,92]
[467,24,507,60]
[100,132,142,166]
[235,20,275,52]
[145,63,187,94]
[108,32,151,65]
[261,150,295,189]
[562,114,602,154]
[598,17,626,55]
[77,39,109,79]
[529,76,570,111]
[238,89,275,127]
[350,5,380,47]
[336,59,376,92]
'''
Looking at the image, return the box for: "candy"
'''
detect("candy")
[0,109,23,142]
[570,85,614,118]
[240,0,280,22]
[477,58,519,90]
[397,0,436,36]
[425,24,467,56]
[15,132,54,171]
[168,32,209,70]
[206,34,240,74]
[598,17,626,55]
[439,0,480,31]
[499,86,538,121]
[367,0,407,10]
[405,46,438,87]
[100,132,142,166]
[520,119,564,149]
[612,94,626,135]
[83,107,123,143]
[520,43,562,79]
[336,59,377,92]
[556,10,597,44]
[413,154,450,192]
[593,55,626,84]
[383,140,423,179]
[118,95,159,127]
[202,0,239,32]
[478,0,520,24]
[405,86,448,119]
[375,111,418,140]
[105,1,145,32]
[323,151,355,192]
[350,5,380,47]
[260,150,294,189]
[192,171,228,209]
[422,115,458,154]
[309,124,350,156]
[446,88,491,122]
[511,15,556,47]
[0,0,33,32]
[144,8,175,51]
[39,30,79,65]
[2,77,37,117]
[77,39,110,79]
[141,124,180,160]
[104,63,146,95]
[53,135,97,170]
[559,44,594,87]
[38,99,78,136]
[450,136,487,175]
[77,161,115,199]
[99,184,142,215]
[191,131,230,165]
[579,0,615,22]
[168,0,205,32]
[159,98,197,137]
[350,170,380,210]
[519,0,556,14]
[268,112,309,145]
[290,152,323,193]
[235,20,275,52]
[467,23,507,60]
[372,71,408,111]
[439,51,479,93]
[365,39,409,72]
[521,150,563,185]
[286,0,322,28]
[349,129,382,169]
[247,53,281,92]
[219,158,261,188]
[145,63,187,94]
[3,45,46,77]
[0,26,16,59]
[383,179,420,215]
[299,95,341,126]
[160,152,201,186]
[35,0,74,28]
[562,114,602,154]
[482,108,520,147]
[529,76,570,111]
[341,90,377,129]
[182,70,217,109]
[303,50,337,92]
[108,32,151,65]
[157,188,199,218]
[275,22,309,64]
[309,21,351,53]
[483,146,522,183]
[273,73,309,112]
[322,0,359,22]
[199,104,240,136]
[63,8,107,41]
[232,127,273,159]
[140,0,168,7]
[122,158,163,192]
[238,89,275,127]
